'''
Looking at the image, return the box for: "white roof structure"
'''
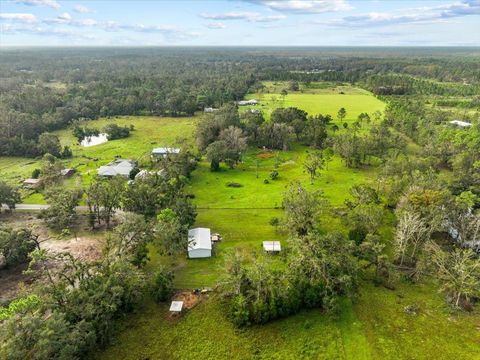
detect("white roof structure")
[135,169,166,180]
[97,159,136,177]
[449,120,472,128]
[169,301,184,312]
[263,241,281,252]
[23,178,40,184]
[188,228,212,252]
[151,147,181,156]
[237,99,258,106]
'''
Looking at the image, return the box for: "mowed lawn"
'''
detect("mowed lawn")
[244,82,386,124]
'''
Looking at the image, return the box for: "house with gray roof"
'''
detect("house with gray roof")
[97,159,136,178]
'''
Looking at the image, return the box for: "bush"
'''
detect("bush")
[151,268,174,303]
[269,170,279,180]
[0,227,37,268]
[31,169,41,179]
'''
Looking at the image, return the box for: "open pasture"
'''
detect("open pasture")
[244,82,386,123]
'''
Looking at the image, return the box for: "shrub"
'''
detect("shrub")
[31,169,41,179]
[151,268,174,303]
[269,170,279,180]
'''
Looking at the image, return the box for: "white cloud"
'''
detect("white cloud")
[325,0,480,27]
[248,0,352,14]
[200,11,286,22]
[206,22,226,29]
[58,12,72,21]
[14,0,60,9]
[2,25,95,41]
[73,4,91,13]
[0,13,37,23]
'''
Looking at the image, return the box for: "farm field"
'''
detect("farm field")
[96,87,480,359]
[244,81,386,123]
[2,82,479,360]
[98,279,480,360]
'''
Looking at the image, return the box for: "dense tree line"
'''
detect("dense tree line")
[2,47,479,157]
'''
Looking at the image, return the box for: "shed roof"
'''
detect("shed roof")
[169,301,184,312]
[188,228,212,251]
[449,120,472,128]
[152,147,181,155]
[263,241,281,252]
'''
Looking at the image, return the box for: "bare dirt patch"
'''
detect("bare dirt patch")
[42,236,103,262]
[256,151,274,159]
[0,264,35,304]
[172,290,209,310]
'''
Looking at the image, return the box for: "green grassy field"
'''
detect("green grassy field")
[0,116,196,203]
[98,281,480,360]
[2,83,479,359]
[244,81,386,123]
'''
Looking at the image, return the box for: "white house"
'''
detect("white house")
[263,241,281,253]
[204,107,218,113]
[188,227,212,258]
[449,120,472,128]
[151,147,181,158]
[97,159,136,177]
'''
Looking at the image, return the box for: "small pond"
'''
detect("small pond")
[81,133,108,147]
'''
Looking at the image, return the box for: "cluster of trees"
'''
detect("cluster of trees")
[0,227,38,269]
[38,151,197,235]
[0,215,149,359]
[197,104,248,170]
[73,123,132,143]
[0,181,20,212]
[221,183,359,325]
[197,105,334,171]
[72,125,99,143]
[0,48,256,157]
[333,118,406,168]
[0,155,196,357]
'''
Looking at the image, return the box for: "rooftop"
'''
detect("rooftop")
[188,227,212,251]
[169,301,184,312]
[263,241,281,252]
[98,159,136,177]
[152,147,181,155]
[449,120,472,128]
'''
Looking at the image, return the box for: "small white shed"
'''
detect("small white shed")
[169,301,184,313]
[263,241,281,253]
[188,228,212,258]
[449,120,472,128]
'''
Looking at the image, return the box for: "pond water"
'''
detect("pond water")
[80,133,108,147]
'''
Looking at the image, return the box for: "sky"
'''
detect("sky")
[0,0,479,46]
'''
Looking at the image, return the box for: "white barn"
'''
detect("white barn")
[188,228,212,258]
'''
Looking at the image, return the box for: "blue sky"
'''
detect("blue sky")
[1,0,479,46]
